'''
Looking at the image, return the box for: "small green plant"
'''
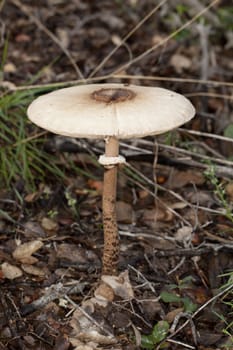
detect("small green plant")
[140,277,198,349]
[141,321,169,349]
[0,37,9,79]
[224,124,233,140]
[214,271,233,349]
[0,89,67,189]
[160,290,197,314]
[175,4,189,16]
[217,7,233,31]
[160,276,198,314]
[204,165,233,223]
[65,189,79,219]
[47,209,58,219]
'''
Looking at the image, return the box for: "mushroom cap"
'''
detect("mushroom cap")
[27,83,195,139]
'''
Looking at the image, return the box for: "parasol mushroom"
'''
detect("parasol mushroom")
[27,83,195,275]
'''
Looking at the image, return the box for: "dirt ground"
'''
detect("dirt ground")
[0,0,233,349]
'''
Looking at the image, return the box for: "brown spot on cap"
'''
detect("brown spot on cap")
[91,88,136,104]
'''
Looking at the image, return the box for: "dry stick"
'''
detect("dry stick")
[196,21,211,126]
[112,0,221,75]
[112,299,153,328]
[124,163,191,225]
[167,338,195,350]
[125,162,232,217]
[189,140,224,159]
[162,282,233,347]
[136,138,233,168]
[12,130,48,147]
[188,0,219,25]
[64,295,116,339]
[112,74,233,88]
[10,0,84,80]
[0,17,5,46]
[159,143,233,168]
[178,128,233,144]
[0,0,5,12]
[20,282,86,316]
[185,92,233,100]
[3,74,233,93]
[88,0,168,79]
[197,22,211,81]
[121,140,233,177]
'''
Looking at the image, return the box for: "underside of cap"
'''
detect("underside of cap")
[27,83,195,139]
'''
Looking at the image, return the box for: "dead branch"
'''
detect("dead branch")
[162,282,233,347]
[152,244,233,257]
[20,282,87,316]
[10,0,84,79]
[113,0,220,75]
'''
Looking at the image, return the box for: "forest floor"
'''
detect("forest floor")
[0,1,233,349]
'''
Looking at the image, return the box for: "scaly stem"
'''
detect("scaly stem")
[102,137,119,275]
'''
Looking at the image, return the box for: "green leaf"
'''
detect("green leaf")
[141,334,155,349]
[151,321,169,343]
[181,297,198,313]
[160,291,181,303]
[174,28,191,41]
[176,4,189,16]
[224,124,233,139]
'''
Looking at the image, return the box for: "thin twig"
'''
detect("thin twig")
[124,162,232,217]
[124,163,191,225]
[88,0,168,78]
[158,143,233,168]
[166,338,195,350]
[0,0,6,12]
[128,265,157,294]
[163,282,233,344]
[3,74,233,93]
[188,0,219,25]
[196,22,210,81]
[112,299,153,328]
[112,0,221,74]
[20,282,86,316]
[10,0,84,79]
[186,92,233,100]
[112,74,233,88]
[64,295,115,338]
[178,128,233,144]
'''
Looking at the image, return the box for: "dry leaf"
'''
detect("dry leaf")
[23,221,46,239]
[142,206,173,227]
[94,283,114,303]
[56,28,70,49]
[24,191,40,203]
[116,201,133,224]
[175,226,193,242]
[41,217,58,231]
[87,179,103,194]
[4,63,17,73]
[15,34,31,42]
[165,307,184,323]
[226,182,233,201]
[69,309,117,347]
[56,243,99,265]
[101,270,134,300]
[167,169,205,189]
[13,240,43,264]
[21,264,47,277]
[170,53,192,73]
[1,262,23,279]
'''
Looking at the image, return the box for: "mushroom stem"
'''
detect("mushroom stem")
[102,136,119,275]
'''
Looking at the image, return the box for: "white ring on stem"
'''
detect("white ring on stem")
[98,155,126,169]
